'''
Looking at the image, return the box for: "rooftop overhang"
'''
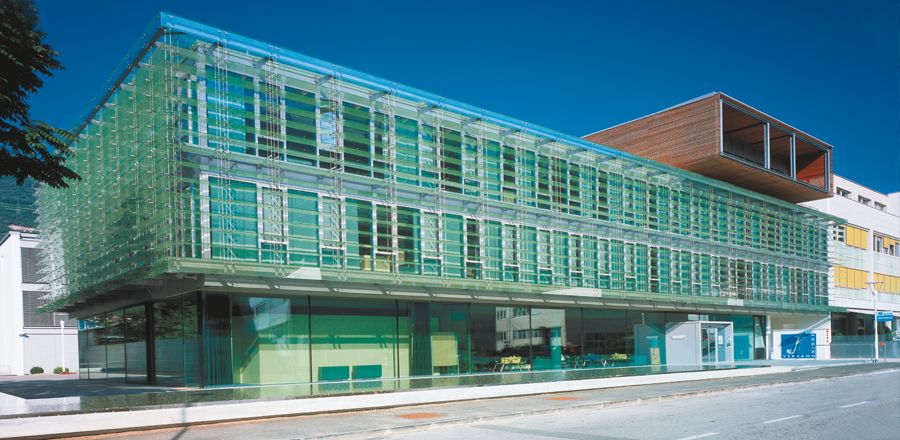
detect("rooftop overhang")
[716,94,833,203]
[584,92,834,204]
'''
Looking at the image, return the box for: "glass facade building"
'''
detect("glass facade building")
[40,14,837,387]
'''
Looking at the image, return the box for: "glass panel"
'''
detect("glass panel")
[530,308,579,371]
[443,214,465,278]
[795,137,827,189]
[287,190,318,266]
[154,297,185,386]
[441,128,462,193]
[205,67,255,155]
[628,311,665,366]
[124,305,147,383]
[484,140,501,201]
[395,116,419,185]
[284,86,317,166]
[582,309,627,367]
[77,322,90,379]
[397,207,420,274]
[105,309,126,380]
[79,315,106,380]
[203,294,233,386]
[722,103,766,166]
[209,178,258,262]
[310,297,398,381]
[375,205,393,273]
[346,199,373,271]
[470,304,530,373]
[342,102,371,176]
[404,302,469,376]
[183,294,200,387]
[231,295,310,384]
[769,125,791,175]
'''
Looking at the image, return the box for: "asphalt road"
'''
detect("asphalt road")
[387,370,900,440]
[63,366,899,440]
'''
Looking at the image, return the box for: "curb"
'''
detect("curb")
[310,367,900,439]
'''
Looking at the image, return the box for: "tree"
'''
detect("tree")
[0,0,79,188]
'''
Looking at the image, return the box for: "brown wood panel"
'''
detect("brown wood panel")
[584,94,721,168]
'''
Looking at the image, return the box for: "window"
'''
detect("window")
[874,202,886,211]
[422,212,441,276]
[858,195,871,206]
[284,86,316,166]
[441,128,462,193]
[209,178,258,262]
[397,207,421,274]
[874,234,899,256]
[256,81,284,160]
[317,97,339,169]
[465,218,481,279]
[342,102,371,176]
[502,224,519,282]
[260,187,286,264]
[484,140,502,201]
[22,291,74,327]
[395,116,419,185]
[206,67,255,155]
[462,135,480,196]
[320,197,343,268]
[836,187,851,198]
[20,247,40,283]
[375,205,393,272]
[345,199,373,271]
[287,190,318,266]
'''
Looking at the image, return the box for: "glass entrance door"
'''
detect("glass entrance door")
[702,327,718,364]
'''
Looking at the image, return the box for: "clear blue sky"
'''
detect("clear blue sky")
[30,0,899,194]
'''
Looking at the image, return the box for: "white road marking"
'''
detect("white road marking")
[675,433,718,440]
[839,401,871,409]
[763,414,803,424]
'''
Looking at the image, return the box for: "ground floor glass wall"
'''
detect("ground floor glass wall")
[77,292,767,386]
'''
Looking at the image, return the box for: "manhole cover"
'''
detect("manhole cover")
[397,412,445,419]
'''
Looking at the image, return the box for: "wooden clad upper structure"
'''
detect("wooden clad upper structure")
[584,92,833,203]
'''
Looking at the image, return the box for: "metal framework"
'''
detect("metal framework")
[36,13,840,314]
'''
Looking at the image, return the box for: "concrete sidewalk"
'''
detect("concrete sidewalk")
[2,362,898,440]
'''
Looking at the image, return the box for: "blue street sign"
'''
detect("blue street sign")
[876,311,893,323]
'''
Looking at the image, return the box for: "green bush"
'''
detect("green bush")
[29,366,43,374]
[53,366,64,374]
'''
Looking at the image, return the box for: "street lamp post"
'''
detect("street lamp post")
[59,320,65,372]
[866,282,883,363]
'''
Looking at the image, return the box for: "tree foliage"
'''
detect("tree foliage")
[0,0,79,188]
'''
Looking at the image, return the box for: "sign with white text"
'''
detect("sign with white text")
[781,332,816,359]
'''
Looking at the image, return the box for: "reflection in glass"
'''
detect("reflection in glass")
[105,309,126,380]
[582,309,627,367]
[530,308,576,371]
[471,305,531,372]
[154,294,201,387]
[79,314,107,380]
[124,305,147,383]
[403,302,469,376]
[232,295,310,384]
[310,298,399,381]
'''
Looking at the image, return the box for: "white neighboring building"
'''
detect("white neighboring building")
[801,176,900,355]
[0,225,78,375]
